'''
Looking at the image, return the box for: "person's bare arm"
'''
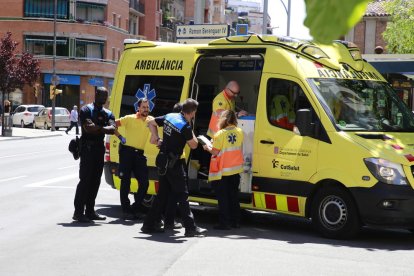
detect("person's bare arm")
[186,132,198,149]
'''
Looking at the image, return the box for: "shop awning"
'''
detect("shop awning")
[363,54,414,74]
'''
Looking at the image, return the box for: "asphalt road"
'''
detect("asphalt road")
[1,134,414,276]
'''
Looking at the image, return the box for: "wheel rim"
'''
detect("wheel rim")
[319,195,348,230]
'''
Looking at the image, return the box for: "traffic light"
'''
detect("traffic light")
[50,85,62,100]
[50,85,55,100]
[33,86,40,98]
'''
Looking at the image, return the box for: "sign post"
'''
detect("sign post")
[176,24,229,44]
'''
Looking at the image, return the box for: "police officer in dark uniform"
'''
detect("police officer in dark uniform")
[141,99,207,237]
[72,87,116,223]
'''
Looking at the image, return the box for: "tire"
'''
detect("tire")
[20,120,25,128]
[44,122,49,130]
[311,186,360,239]
[56,127,59,130]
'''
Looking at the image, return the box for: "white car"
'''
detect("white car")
[12,104,45,128]
[33,107,70,130]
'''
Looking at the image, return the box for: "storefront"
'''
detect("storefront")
[364,54,414,111]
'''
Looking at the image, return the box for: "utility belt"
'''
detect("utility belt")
[81,138,104,146]
[119,144,144,155]
[155,151,181,176]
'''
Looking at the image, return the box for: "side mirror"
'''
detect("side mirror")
[295,109,313,136]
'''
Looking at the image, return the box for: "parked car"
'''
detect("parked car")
[12,104,45,128]
[33,107,70,130]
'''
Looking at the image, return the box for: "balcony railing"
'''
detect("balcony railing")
[130,1,145,14]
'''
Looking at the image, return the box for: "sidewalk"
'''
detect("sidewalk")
[0,127,64,141]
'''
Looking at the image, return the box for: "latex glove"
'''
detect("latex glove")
[118,135,126,144]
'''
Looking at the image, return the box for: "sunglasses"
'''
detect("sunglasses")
[227,87,240,95]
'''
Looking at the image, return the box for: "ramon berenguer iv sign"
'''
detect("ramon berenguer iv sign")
[176,24,229,44]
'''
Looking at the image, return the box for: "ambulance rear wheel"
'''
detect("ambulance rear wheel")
[312,186,360,239]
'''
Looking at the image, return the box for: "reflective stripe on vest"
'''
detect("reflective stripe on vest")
[207,110,221,137]
[208,145,243,181]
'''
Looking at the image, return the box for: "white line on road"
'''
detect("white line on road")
[33,185,112,191]
[0,150,56,159]
[58,165,78,170]
[0,175,28,183]
[25,174,78,187]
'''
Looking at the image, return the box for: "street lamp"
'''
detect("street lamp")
[263,0,291,36]
[51,0,57,131]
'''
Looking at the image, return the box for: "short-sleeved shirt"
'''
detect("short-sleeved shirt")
[118,113,153,150]
[212,91,235,113]
[155,112,193,156]
[80,103,115,141]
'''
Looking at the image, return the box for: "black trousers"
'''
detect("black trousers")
[74,141,105,216]
[144,159,196,230]
[118,145,149,213]
[214,174,241,227]
[66,121,79,134]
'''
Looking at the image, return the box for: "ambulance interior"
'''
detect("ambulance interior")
[187,53,263,201]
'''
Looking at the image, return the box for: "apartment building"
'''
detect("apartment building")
[0,0,160,110]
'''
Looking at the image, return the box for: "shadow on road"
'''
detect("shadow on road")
[61,203,414,250]
[190,207,414,251]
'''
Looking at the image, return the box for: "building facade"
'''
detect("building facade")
[0,0,160,110]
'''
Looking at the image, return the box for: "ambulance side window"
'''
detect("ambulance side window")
[267,78,311,131]
[120,75,184,117]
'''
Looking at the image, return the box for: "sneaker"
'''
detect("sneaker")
[185,226,208,237]
[72,214,91,223]
[164,222,183,230]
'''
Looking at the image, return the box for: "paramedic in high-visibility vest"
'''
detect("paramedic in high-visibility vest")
[203,110,244,230]
[207,81,247,137]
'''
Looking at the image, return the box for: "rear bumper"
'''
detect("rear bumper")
[350,182,414,228]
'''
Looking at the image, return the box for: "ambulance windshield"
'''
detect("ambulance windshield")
[309,78,414,132]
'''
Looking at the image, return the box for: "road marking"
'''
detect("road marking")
[25,174,78,187]
[58,165,78,170]
[0,150,55,159]
[33,185,112,191]
[0,176,27,183]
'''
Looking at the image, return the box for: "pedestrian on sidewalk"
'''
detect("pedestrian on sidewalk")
[66,105,79,135]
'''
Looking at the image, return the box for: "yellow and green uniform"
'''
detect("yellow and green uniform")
[117,112,153,149]
[208,125,244,181]
[207,91,235,137]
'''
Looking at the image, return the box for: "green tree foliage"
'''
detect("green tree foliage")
[304,0,371,44]
[383,0,414,53]
[0,32,40,135]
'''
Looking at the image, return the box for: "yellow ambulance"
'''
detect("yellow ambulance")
[104,35,414,239]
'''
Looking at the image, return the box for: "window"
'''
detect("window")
[24,0,69,19]
[112,47,116,61]
[267,78,311,131]
[112,13,117,26]
[75,40,104,60]
[76,1,105,23]
[120,76,184,117]
[25,36,69,56]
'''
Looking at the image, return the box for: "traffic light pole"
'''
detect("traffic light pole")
[51,0,57,131]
